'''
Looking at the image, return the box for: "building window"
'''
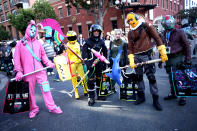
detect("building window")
[87,24,92,37]
[156,0,159,5]
[111,20,118,30]
[1,14,4,22]
[174,3,176,11]
[9,0,15,8]
[11,9,17,15]
[58,8,63,18]
[111,20,117,30]
[8,25,13,39]
[77,25,82,34]
[4,2,8,10]
[161,0,164,8]
[170,1,172,10]
[76,6,80,14]
[150,0,153,4]
[67,7,71,16]
[5,12,9,20]
[68,26,72,31]
[166,0,168,9]
[16,30,20,40]
[0,5,2,13]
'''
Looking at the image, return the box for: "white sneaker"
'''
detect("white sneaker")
[51,72,55,75]
[47,72,51,76]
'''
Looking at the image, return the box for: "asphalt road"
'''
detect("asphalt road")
[0,62,197,131]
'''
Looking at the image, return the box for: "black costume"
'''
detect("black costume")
[82,24,107,106]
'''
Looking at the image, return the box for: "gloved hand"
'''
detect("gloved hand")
[128,54,136,69]
[184,60,192,65]
[49,63,55,68]
[158,62,163,69]
[15,72,23,81]
[157,45,168,62]
[184,60,192,69]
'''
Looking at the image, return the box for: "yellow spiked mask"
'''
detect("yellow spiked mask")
[127,13,139,28]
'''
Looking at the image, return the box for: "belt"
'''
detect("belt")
[135,49,152,56]
[167,51,183,58]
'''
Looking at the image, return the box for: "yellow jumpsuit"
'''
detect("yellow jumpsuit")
[67,42,88,99]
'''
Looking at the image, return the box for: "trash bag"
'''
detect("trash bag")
[3,81,30,114]
[119,73,138,101]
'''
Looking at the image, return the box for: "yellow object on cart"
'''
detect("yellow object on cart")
[53,54,72,81]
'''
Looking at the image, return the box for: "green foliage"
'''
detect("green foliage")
[0,25,11,41]
[8,8,35,36]
[32,0,57,21]
[175,7,197,26]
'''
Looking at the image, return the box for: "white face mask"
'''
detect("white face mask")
[30,25,37,38]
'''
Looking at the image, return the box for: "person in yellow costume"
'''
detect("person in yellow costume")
[126,12,168,111]
[66,31,88,99]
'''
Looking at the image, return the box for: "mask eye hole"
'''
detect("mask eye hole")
[127,19,133,24]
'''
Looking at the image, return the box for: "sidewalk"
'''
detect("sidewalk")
[0,72,8,91]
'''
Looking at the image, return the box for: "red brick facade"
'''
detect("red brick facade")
[51,0,184,39]
[0,0,185,40]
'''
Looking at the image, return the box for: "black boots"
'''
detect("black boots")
[88,98,95,106]
[152,95,163,111]
[164,93,177,100]
[135,92,163,111]
[178,97,186,106]
[135,91,145,105]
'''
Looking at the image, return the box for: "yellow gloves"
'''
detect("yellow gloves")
[128,54,137,69]
[158,45,168,62]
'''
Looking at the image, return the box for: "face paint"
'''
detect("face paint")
[30,25,37,38]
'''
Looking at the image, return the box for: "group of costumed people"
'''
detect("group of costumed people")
[13,11,191,118]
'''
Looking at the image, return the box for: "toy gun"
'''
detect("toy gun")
[89,48,110,64]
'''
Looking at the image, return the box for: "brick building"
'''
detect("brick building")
[0,0,35,40]
[50,0,185,39]
[0,0,185,40]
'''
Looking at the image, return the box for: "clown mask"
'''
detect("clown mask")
[30,25,37,38]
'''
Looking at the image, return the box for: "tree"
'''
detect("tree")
[32,0,57,21]
[65,0,112,28]
[175,7,197,27]
[8,8,35,36]
[0,25,11,41]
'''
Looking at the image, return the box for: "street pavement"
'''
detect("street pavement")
[0,60,197,131]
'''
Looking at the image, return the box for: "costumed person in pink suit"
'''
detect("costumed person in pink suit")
[14,20,63,118]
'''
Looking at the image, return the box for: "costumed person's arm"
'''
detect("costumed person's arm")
[14,42,23,81]
[81,41,88,60]
[102,42,108,59]
[145,23,168,62]
[127,31,136,69]
[40,44,54,68]
[102,41,108,70]
[123,42,129,66]
[109,41,113,67]
[82,41,91,67]
[180,29,191,63]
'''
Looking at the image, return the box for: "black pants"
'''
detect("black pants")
[86,60,103,98]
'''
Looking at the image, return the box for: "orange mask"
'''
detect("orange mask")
[127,13,139,28]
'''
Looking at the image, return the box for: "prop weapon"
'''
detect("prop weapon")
[64,59,100,97]
[10,66,50,81]
[89,48,110,64]
[103,59,162,73]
